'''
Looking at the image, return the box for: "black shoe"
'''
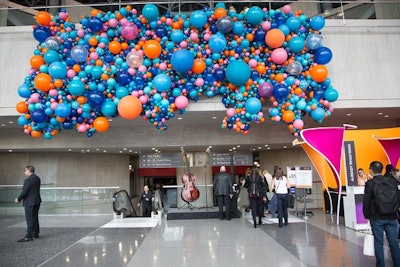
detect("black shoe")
[284,222,288,226]
[18,237,33,242]
[254,222,257,228]
[259,219,262,225]
[245,208,250,212]
[33,235,40,239]
[279,224,283,228]
[226,218,231,221]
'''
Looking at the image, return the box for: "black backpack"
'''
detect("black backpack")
[374,177,399,215]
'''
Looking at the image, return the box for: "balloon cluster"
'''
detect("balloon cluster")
[16,3,338,139]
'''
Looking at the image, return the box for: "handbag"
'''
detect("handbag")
[363,234,375,256]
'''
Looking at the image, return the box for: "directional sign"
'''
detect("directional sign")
[139,153,185,168]
[209,152,253,166]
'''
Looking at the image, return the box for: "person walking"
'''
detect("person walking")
[213,166,233,220]
[137,185,153,217]
[14,165,41,242]
[272,167,291,228]
[246,167,267,228]
[363,161,400,267]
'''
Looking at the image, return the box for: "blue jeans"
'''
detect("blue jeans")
[277,193,288,226]
[370,219,400,267]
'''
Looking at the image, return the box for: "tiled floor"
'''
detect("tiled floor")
[3,209,398,267]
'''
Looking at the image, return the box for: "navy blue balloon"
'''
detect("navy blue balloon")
[88,17,103,32]
[155,26,167,38]
[254,29,266,43]
[273,84,290,101]
[33,26,51,42]
[88,92,105,107]
[313,89,324,100]
[117,71,131,86]
[62,120,73,130]
[314,47,333,65]
[213,68,225,81]
[31,109,47,123]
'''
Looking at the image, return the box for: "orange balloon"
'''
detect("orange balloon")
[93,116,109,132]
[35,11,51,26]
[143,40,162,59]
[191,59,206,74]
[117,95,143,120]
[310,65,328,82]
[108,40,122,55]
[31,130,42,138]
[265,29,285,48]
[30,55,45,69]
[275,73,285,83]
[16,101,28,113]
[282,110,295,123]
[214,7,227,19]
[34,73,52,91]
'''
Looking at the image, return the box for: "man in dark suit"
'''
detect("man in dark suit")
[14,165,41,242]
[213,166,233,220]
[363,161,400,267]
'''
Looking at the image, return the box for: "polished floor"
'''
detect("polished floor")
[1,209,398,267]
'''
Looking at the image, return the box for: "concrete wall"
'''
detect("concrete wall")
[0,152,130,189]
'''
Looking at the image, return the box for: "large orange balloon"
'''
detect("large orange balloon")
[214,7,227,19]
[34,73,52,91]
[108,41,122,55]
[35,11,51,26]
[30,55,45,69]
[93,116,109,132]
[265,29,285,48]
[16,101,28,113]
[143,40,162,59]
[117,95,143,120]
[310,65,328,82]
[191,59,206,74]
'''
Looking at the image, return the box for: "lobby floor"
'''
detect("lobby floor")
[1,209,398,267]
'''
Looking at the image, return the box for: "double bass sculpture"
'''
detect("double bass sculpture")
[180,152,200,208]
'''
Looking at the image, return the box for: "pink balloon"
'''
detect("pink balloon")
[227,108,235,117]
[139,95,148,104]
[271,48,288,64]
[282,5,291,14]
[175,95,189,109]
[195,78,204,87]
[121,22,139,40]
[293,119,304,129]
[262,21,271,31]
[108,18,118,28]
[248,59,258,68]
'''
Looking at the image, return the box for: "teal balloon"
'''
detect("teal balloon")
[54,103,71,118]
[68,80,85,96]
[101,100,117,117]
[324,88,338,102]
[48,61,67,79]
[310,16,325,31]
[153,73,171,92]
[246,6,263,25]
[190,10,207,29]
[286,16,301,32]
[226,60,250,86]
[245,97,262,114]
[311,107,325,121]
[209,33,227,53]
[171,49,194,73]
[288,36,304,53]
[142,4,159,22]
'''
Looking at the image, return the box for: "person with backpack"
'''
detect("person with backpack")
[363,161,400,267]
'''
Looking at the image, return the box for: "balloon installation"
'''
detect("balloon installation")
[17,3,338,139]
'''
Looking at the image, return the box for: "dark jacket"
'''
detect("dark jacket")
[245,169,267,197]
[139,191,153,206]
[213,171,233,196]
[18,174,41,206]
[363,174,400,220]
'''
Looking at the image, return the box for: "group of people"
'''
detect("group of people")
[214,165,291,228]
[362,161,400,267]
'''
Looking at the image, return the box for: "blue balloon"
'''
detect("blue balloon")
[18,84,31,98]
[306,34,323,50]
[245,97,262,114]
[273,84,290,101]
[310,15,325,31]
[209,33,227,53]
[190,10,207,29]
[142,4,159,22]
[171,30,185,43]
[70,45,88,63]
[48,61,67,79]
[324,88,339,102]
[18,115,29,126]
[213,68,225,81]
[153,73,171,92]
[246,6,263,25]
[88,92,105,107]
[101,100,117,117]
[68,80,85,96]
[31,109,47,123]
[44,50,60,64]
[254,29,266,43]
[226,60,251,86]
[54,103,71,118]
[115,86,129,99]
[171,49,194,73]
[116,71,131,86]
[232,21,245,35]
[311,107,325,121]
[288,36,305,53]
[216,16,233,33]
[33,26,51,42]
[286,16,301,32]
[314,47,333,65]
[87,17,103,32]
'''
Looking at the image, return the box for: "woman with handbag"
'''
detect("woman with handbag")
[246,167,267,228]
[272,167,291,228]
